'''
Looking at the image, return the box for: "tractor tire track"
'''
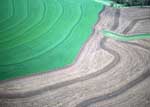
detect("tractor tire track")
[76,42,150,107]
[76,7,150,107]
[1,6,150,107]
[123,17,150,34]
[76,66,150,107]
[0,37,120,99]
[111,9,120,31]
[0,7,121,99]
[76,38,150,107]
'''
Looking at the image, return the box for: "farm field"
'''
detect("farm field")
[0,0,150,107]
[0,0,103,80]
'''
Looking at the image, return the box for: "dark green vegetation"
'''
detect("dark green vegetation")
[112,0,150,6]
[0,0,103,80]
[95,0,150,7]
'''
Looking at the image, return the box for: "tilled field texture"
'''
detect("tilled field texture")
[0,7,150,107]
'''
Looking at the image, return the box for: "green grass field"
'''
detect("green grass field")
[0,0,103,80]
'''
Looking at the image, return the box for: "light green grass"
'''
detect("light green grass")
[102,30,150,41]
